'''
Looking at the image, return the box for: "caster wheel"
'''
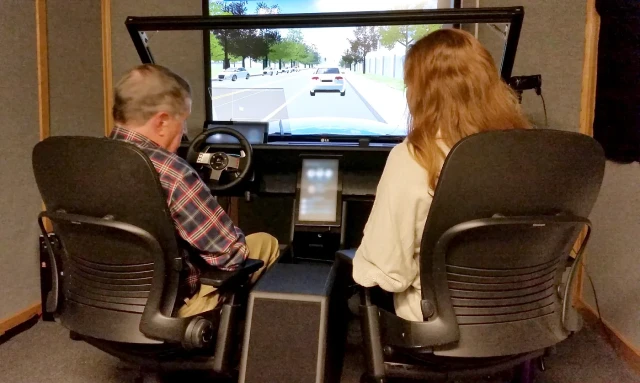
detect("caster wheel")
[512,360,536,383]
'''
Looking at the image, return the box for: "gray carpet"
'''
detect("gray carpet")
[0,319,638,383]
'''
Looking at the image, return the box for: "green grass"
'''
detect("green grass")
[362,73,405,91]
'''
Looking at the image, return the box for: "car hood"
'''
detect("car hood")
[269,117,405,136]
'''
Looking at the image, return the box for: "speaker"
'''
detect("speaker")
[239,263,345,383]
[594,0,640,162]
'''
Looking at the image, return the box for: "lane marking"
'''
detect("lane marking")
[210,72,310,101]
[344,76,386,124]
[261,87,309,122]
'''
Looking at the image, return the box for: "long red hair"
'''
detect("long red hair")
[404,28,530,190]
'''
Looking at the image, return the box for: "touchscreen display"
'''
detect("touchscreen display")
[298,159,340,223]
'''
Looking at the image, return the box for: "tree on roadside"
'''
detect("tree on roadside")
[269,40,293,69]
[298,44,321,67]
[255,2,282,68]
[212,1,256,68]
[256,1,279,15]
[347,26,379,74]
[378,1,441,53]
[209,2,230,62]
[340,49,357,71]
[378,24,442,53]
[235,30,262,68]
[287,29,304,43]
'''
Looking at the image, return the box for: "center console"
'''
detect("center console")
[292,156,344,263]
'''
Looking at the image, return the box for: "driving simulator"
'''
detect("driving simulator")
[35,4,593,383]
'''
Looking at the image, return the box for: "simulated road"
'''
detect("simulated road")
[209,69,384,122]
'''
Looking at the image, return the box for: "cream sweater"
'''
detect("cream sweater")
[353,139,448,321]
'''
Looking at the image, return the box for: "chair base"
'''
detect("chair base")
[511,359,536,383]
[360,352,543,382]
[135,370,163,383]
[136,369,238,383]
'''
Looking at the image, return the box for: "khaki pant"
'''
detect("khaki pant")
[177,233,280,318]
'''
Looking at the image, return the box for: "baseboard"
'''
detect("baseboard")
[576,299,640,374]
[0,302,42,336]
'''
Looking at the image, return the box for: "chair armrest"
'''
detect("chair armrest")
[336,249,356,265]
[200,259,264,288]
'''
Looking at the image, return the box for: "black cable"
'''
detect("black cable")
[582,263,618,350]
[539,92,548,128]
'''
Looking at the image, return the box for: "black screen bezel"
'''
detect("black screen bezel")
[125,6,525,121]
[294,155,343,228]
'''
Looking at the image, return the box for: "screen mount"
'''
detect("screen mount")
[125,7,524,81]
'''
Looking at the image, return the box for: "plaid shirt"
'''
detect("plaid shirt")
[109,127,248,295]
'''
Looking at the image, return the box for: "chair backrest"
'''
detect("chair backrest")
[419,129,605,357]
[33,136,182,344]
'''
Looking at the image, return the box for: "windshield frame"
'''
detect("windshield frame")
[125,7,524,121]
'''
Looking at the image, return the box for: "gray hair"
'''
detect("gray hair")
[112,64,191,125]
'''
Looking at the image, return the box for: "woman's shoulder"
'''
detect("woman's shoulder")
[380,140,429,190]
[387,140,426,174]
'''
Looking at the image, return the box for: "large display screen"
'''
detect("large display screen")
[129,3,520,138]
[298,158,340,223]
[200,1,512,138]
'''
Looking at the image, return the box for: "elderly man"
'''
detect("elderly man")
[109,64,279,317]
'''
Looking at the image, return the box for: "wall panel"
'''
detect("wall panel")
[47,0,104,137]
[0,0,43,322]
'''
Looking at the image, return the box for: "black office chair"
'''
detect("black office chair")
[33,136,263,382]
[338,129,606,383]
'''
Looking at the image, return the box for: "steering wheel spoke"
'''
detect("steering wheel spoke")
[209,169,223,182]
[196,152,214,165]
[226,154,241,171]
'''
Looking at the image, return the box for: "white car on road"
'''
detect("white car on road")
[217,67,250,81]
[310,67,345,96]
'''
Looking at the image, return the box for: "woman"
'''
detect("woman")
[352,28,531,321]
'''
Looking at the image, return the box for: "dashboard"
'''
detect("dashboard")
[182,120,401,198]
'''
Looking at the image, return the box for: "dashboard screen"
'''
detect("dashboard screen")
[205,122,267,144]
[298,159,340,223]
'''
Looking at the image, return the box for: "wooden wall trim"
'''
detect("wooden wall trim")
[0,302,42,336]
[579,0,600,137]
[36,0,52,231]
[36,0,49,141]
[102,0,113,135]
[575,0,600,310]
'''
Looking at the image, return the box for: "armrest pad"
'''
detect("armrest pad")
[336,249,356,265]
[200,259,264,288]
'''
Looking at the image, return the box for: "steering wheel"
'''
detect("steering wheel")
[186,127,253,191]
